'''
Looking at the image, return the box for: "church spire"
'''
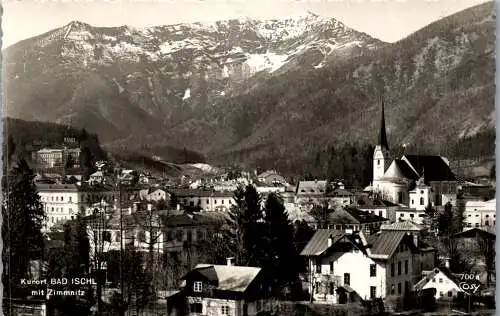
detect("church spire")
[379,99,389,151]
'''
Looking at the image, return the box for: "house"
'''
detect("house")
[32,146,80,169]
[371,102,457,206]
[257,170,287,186]
[161,211,227,254]
[145,188,170,202]
[181,260,270,316]
[355,198,399,222]
[37,183,82,232]
[171,189,235,212]
[300,228,435,304]
[462,198,496,229]
[395,208,427,225]
[295,180,328,204]
[325,187,354,207]
[89,171,104,185]
[323,207,390,236]
[414,266,482,301]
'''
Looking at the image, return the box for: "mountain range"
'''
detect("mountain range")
[3,2,495,171]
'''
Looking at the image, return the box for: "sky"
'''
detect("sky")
[2,0,491,48]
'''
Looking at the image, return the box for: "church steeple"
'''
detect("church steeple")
[379,100,389,151]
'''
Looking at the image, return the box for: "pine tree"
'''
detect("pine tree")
[2,157,45,297]
[262,193,300,298]
[227,185,263,266]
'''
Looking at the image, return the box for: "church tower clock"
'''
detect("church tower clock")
[373,100,391,182]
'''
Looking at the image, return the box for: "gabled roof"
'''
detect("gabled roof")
[453,227,495,239]
[380,221,425,232]
[296,180,327,195]
[402,155,457,182]
[329,207,388,224]
[414,267,481,291]
[300,229,345,256]
[325,188,353,197]
[183,264,261,293]
[380,160,419,182]
[367,231,417,258]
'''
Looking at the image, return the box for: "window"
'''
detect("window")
[411,199,414,205]
[344,273,350,286]
[378,211,383,217]
[60,196,64,201]
[222,200,224,205]
[391,263,395,277]
[475,223,479,228]
[138,231,146,242]
[189,303,202,313]
[398,283,402,294]
[400,213,404,217]
[391,284,395,295]
[377,160,380,165]
[370,286,376,299]
[214,200,217,204]
[329,261,334,274]
[485,221,489,226]
[486,215,489,218]
[432,278,436,283]
[439,291,444,297]
[398,192,403,204]
[405,260,408,275]
[370,264,377,277]
[315,259,321,273]
[221,306,230,315]
[447,291,453,297]
[467,223,472,227]
[193,281,202,292]
[102,231,111,242]
[439,278,443,283]
[398,261,401,275]
[420,197,424,205]
[410,214,414,218]
[329,282,334,295]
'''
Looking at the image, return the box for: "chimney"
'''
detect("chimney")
[226,257,235,266]
[327,235,333,247]
[445,257,450,269]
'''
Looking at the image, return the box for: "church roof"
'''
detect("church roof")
[380,160,418,182]
[402,155,456,182]
[379,101,389,151]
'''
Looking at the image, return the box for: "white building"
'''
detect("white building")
[463,198,496,229]
[300,229,435,303]
[395,208,427,225]
[414,266,481,301]
[38,183,82,231]
[172,189,235,212]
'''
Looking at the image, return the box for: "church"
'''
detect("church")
[370,102,458,209]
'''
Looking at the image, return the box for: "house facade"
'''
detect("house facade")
[181,262,270,316]
[37,183,82,231]
[463,198,496,229]
[172,189,235,212]
[300,228,435,304]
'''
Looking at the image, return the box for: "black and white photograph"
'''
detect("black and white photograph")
[1,0,496,315]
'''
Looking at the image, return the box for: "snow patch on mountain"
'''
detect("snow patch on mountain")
[245,52,289,73]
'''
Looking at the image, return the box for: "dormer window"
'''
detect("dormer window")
[193,281,202,292]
